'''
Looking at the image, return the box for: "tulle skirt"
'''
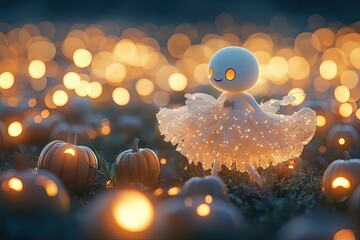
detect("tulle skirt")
[156,93,316,172]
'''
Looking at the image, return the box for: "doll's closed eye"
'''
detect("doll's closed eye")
[225,68,236,81]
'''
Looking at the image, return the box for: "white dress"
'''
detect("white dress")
[156,92,316,174]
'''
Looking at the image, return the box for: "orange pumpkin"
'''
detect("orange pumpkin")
[38,134,98,192]
[0,169,70,214]
[322,152,360,201]
[111,138,160,187]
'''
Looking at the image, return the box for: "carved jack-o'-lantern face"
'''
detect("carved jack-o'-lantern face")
[322,154,360,201]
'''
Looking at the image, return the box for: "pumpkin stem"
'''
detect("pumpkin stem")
[343,151,351,160]
[132,138,139,152]
[67,133,78,145]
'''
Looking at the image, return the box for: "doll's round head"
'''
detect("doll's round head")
[208,46,259,92]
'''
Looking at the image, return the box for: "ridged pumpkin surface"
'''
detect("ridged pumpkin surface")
[112,139,160,187]
[38,139,98,192]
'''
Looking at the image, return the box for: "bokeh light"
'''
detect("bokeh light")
[334,86,350,103]
[73,49,92,68]
[196,203,211,217]
[319,60,337,80]
[112,87,130,106]
[63,72,81,90]
[8,121,23,137]
[29,60,46,79]
[112,190,154,232]
[53,90,69,107]
[0,72,15,89]
[168,73,187,91]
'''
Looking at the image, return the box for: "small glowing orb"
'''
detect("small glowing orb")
[34,115,42,123]
[338,138,346,145]
[332,177,351,189]
[86,81,103,99]
[319,60,337,80]
[288,165,295,169]
[333,229,356,240]
[112,87,130,106]
[64,148,76,156]
[0,72,15,89]
[339,103,353,118]
[52,90,69,107]
[8,178,23,191]
[112,190,154,232]
[167,186,181,196]
[44,180,58,197]
[316,115,326,127]
[334,86,350,103]
[63,72,81,89]
[29,60,46,79]
[169,73,187,91]
[28,98,37,107]
[196,203,211,217]
[287,88,305,106]
[135,78,154,96]
[8,121,23,137]
[205,195,213,204]
[73,49,92,68]
[41,109,50,118]
[160,158,167,165]
[153,188,164,197]
[101,125,111,135]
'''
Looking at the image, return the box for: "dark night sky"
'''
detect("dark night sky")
[0,0,359,27]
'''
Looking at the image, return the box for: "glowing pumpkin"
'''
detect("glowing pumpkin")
[38,134,98,192]
[0,169,71,239]
[181,176,227,199]
[0,168,70,213]
[155,196,244,240]
[326,125,359,150]
[111,138,160,187]
[80,189,155,240]
[322,152,360,201]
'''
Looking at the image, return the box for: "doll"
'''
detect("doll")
[157,47,316,184]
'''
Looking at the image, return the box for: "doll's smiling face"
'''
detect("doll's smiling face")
[208,46,259,92]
